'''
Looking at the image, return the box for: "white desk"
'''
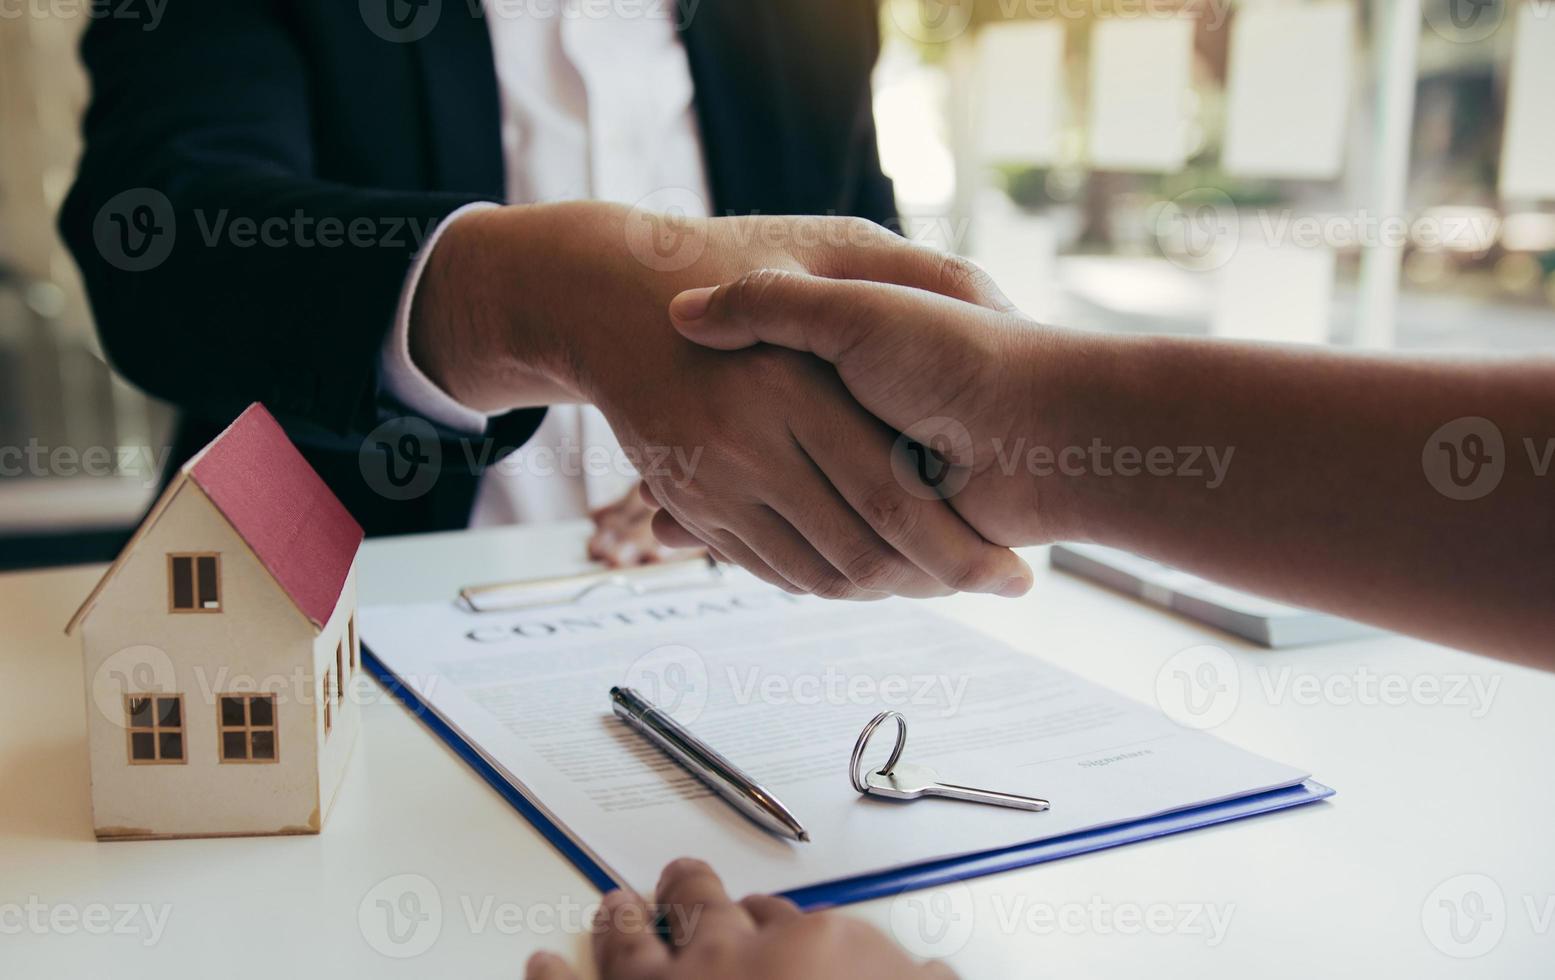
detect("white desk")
[3,522,1551,978]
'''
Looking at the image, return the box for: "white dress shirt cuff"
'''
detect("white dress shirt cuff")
[380,201,503,434]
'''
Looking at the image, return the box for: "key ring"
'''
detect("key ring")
[849,710,908,793]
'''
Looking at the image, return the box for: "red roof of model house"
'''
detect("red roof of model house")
[67,403,364,634]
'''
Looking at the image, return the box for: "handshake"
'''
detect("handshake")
[413,200,1062,601]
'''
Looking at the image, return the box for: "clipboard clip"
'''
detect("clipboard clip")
[459,553,724,613]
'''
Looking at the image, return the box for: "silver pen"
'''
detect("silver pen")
[609,686,810,842]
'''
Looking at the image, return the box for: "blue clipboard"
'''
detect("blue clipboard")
[364,645,1334,909]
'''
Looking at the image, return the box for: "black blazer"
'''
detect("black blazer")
[60,0,897,536]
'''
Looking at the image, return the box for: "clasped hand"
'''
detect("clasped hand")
[417,203,1037,600]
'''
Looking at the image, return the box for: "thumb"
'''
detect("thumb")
[668,268,889,364]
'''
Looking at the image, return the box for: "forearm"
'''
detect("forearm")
[1028,333,1555,665]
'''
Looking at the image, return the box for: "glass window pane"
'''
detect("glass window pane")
[159,732,183,760]
[250,731,275,760]
[221,697,245,726]
[196,556,220,608]
[170,556,193,609]
[127,697,153,728]
[223,731,248,760]
[130,732,155,760]
[158,697,181,727]
[250,696,274,727]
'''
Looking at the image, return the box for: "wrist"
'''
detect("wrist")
[982,325,1125,546]
[409,202,609,412]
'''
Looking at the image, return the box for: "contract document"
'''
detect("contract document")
[361,579,1326,900]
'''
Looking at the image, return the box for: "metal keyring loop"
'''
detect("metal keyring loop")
[849,711,908,794]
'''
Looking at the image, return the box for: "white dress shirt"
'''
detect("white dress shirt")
[381,0,711,526]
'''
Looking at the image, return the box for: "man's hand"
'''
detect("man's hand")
[664,270,1070,548]
[411,203,1034,599]
[589,482,703,567]
[524,859,956,980]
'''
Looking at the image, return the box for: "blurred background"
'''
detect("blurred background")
[2,0,1552,569]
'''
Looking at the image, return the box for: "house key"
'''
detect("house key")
[849,711,1050,812]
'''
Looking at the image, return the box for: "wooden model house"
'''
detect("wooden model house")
[66,403,365,840]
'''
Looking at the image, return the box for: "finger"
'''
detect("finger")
[669,269,884,354]
[652,509,800,595]
[650,509,706,550]
[655,858,753,950]
[792,402,1032,597]
[738,894,802,928]
[524,951,579,980]
[639,481,660,508]
[769,435,953,599]
[592,889,668,980]
[727,504,888,601]
[803,221,1015,311]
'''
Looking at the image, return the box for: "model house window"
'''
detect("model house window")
[336,639,346,697]
[217,694,278,763]
[125,695,185,764]
[348,614,358,671]
[324,669,334,736]
[168,554,221,612]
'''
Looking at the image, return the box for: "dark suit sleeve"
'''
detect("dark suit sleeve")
[847,0,899,229]
[57,0,540,451]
